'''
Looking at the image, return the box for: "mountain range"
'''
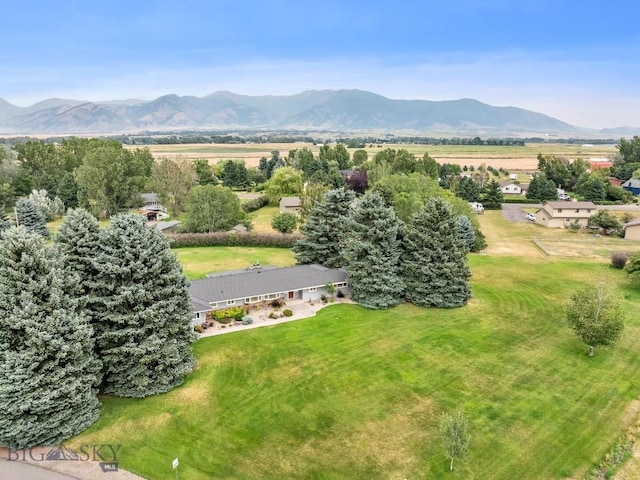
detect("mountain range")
[0,90,635,136]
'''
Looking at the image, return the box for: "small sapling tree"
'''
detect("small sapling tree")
[440,409,470,471]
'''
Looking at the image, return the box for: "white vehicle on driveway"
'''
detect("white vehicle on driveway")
[526,213,536,221]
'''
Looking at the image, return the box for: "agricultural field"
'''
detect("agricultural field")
[66,205,640,479]
[138,142,618,171]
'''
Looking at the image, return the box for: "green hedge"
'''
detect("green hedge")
[503,197,538,204]
[167,231,304,248]
[241,195,269,213]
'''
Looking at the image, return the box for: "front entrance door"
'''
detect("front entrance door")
[288,291,294,299]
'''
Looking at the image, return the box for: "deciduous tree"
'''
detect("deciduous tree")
[183,185,244,233]
[271,212,297,234]
[567,273,625,356]
[440,409,471,471]
[265,167,303,205]
[148,157,197,217]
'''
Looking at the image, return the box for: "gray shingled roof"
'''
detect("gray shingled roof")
[623,179,640,188]
[545,201,596,209]
[279,196,301,208]
[190,264,346,311]
[155,220,181,231]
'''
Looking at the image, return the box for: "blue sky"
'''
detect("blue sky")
[2,0,639,129]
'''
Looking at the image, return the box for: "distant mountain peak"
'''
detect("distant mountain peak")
[0,89,589,135]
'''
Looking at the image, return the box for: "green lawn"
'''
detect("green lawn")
[174,246,295,279]
[247,205,282,233]
[71,256,640,479]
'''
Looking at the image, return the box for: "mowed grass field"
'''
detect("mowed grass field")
[139,142,617,171]
[70,252,640,480]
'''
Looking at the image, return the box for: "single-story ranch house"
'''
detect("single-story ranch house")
[536,201,597,228]
[190,264,349,324]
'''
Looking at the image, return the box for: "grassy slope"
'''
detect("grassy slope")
[71,256,640,480]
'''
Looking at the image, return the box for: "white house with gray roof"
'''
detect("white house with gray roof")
[189,264,349,324]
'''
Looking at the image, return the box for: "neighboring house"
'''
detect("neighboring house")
[279,196,301,215]
[535,201,597,228]
[340,169,355,180]
[623,219,640,241]
[622,178,640,196]
[589,158,613,170]
[500,181,523,195]
[609,177,624,187]
[189,264,349,325]
[153,220,181,234]
[469,202,484,214]
[140,192,169,221]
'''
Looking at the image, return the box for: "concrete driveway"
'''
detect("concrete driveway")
[0,461,80,480]
[501,203,541,222]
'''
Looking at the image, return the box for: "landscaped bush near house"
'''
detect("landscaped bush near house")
[241,316,254,325]
[167,231,304,248]
[270,298,285,309]
[336,289,345,298]
[611,251,631,269]
[283,309,293,317]
[213,307,244,323]
[241,195,269,213]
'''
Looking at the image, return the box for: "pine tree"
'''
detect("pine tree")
[15,198,49,237]
[342,193,404,309]
[456,215,476,253]
[292,188,355,268]
[0,227,101,448]
[402,198,471,308]
[93,214,196,397]
[481,179,504,209]
[54,208,101,295]
[456,177,481,202]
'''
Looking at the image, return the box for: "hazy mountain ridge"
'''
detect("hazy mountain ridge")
[0,89,626,135]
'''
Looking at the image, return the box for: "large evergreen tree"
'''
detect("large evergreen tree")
[402,197,471,308]
[292,188,355,268]
[93,214,196,397]
[481,179,504,209]
[456,177,481,202]
[342,193,404,309]
[15,198,49,237]
[0,227,100,448]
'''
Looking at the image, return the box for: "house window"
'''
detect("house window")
[209,302,218,308]
[575,209,580,213]
[334,282,347,288]
[557,209,563,213]
[587,209,592,213]
[266,293,279,300]
[309,287,317,292]
[245,296,261,303]
[227,300,236,306]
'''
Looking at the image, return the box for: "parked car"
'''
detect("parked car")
[526,213,536,221]
[558,193,571,201]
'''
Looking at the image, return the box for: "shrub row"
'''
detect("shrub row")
[167,231,305,248]
[502,197,539,204]
[241,195,269,213]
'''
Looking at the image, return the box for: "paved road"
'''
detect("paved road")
[0,461,80,479]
